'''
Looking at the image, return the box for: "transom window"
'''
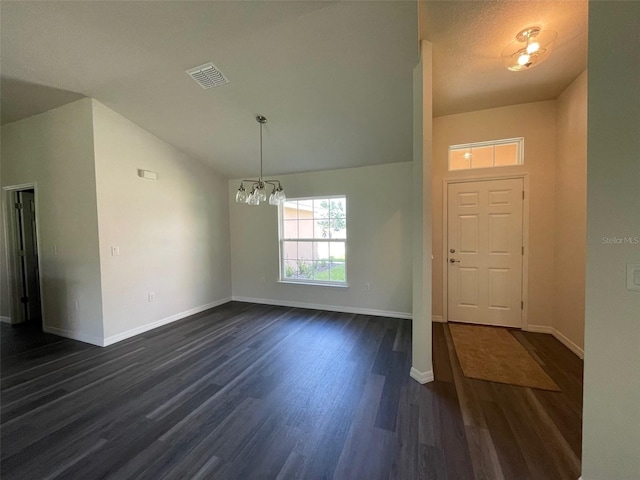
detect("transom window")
[279,196,347,285]
[449,137,523,171]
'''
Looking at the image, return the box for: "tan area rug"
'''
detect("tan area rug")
[449,323,560,391]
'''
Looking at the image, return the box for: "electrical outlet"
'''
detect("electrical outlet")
[53,245,58,256]
[111,246,120,256]
[148,292,155,302]
[364,283,371,292]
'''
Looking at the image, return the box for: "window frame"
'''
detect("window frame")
[277,195,348,287]
[448,137,524,171]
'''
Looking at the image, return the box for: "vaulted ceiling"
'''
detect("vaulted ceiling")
[1,1,587,178]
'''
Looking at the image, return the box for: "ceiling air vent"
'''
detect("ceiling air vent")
[186,62,229,89]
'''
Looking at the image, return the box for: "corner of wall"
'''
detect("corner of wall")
[551,70,588,356]
[87,98,106,342]
[1,98,105,343]
[410,366,434,384]
[91,101,232,341]
[411,39,433,376]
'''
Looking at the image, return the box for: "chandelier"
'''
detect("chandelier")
[235,115,286,206]
[501,26,557,71]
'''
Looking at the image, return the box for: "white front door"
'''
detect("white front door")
[447,178,524,328]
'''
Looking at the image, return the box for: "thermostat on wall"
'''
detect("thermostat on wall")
[138,169,157,180]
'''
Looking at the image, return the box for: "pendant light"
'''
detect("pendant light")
[235,115,286,206]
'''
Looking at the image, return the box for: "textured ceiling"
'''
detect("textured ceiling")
[1,1,588,177]
[1,1,418,178]
[420,0,588,117]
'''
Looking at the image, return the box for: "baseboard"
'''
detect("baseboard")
[527,324,554,334]
[551,328,584,359]
[102,297,232,347]
[0,315,12,324]
[231,296,412,320]
[410,367,434,384]
[43,325,104,346]
[432,315,444,322]
[526,325,584,359]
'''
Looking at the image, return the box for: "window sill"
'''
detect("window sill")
[278,280,349,288]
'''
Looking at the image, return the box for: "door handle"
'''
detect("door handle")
[449,258,460,263]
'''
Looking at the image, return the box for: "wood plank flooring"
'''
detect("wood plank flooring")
[0,302,583,479]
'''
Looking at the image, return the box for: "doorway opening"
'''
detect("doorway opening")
[3,184,43,330]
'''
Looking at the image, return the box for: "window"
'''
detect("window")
[279,196,347,286]
[449,137,523,171]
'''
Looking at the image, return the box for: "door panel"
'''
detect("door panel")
[488,189,511,206]
[458,192,479,207]
[458,267,479,306]
[488,214,511,254]
[447,178,524,328]
[488,268,510,308]
[459,215,479,253]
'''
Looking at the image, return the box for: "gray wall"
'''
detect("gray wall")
[582,2,640,478]
[92,100,232,342]
[1,98,233,346]
[229,162,413,317]
[554,71,587,355]
[1,99,104,343]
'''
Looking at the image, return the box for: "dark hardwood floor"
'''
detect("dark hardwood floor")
[0,302,583,479]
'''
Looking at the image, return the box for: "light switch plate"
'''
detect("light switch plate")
[138,169,157,180]
[626,264,640,292]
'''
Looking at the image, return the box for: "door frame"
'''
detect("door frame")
[3,182,45,328]
[442,173,530,329]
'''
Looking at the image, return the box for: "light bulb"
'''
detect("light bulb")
[526,42,540,54]
[247,191,259,205]
[517,54,530,66]
[269,193,278,205]
[235,183,247,203]
[235,189,248,203]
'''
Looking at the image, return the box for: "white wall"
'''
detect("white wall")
[0,99,104,343]
[582,2,640,478]
[554,71,587,355]
[432,101,557,330]
[91,100,232,342]
[229,162,413,317]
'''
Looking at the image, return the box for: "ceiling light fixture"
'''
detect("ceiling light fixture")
[501,26,557,72]
[235,115,286,206]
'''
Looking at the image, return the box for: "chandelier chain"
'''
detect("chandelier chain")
[234,114,286,206]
